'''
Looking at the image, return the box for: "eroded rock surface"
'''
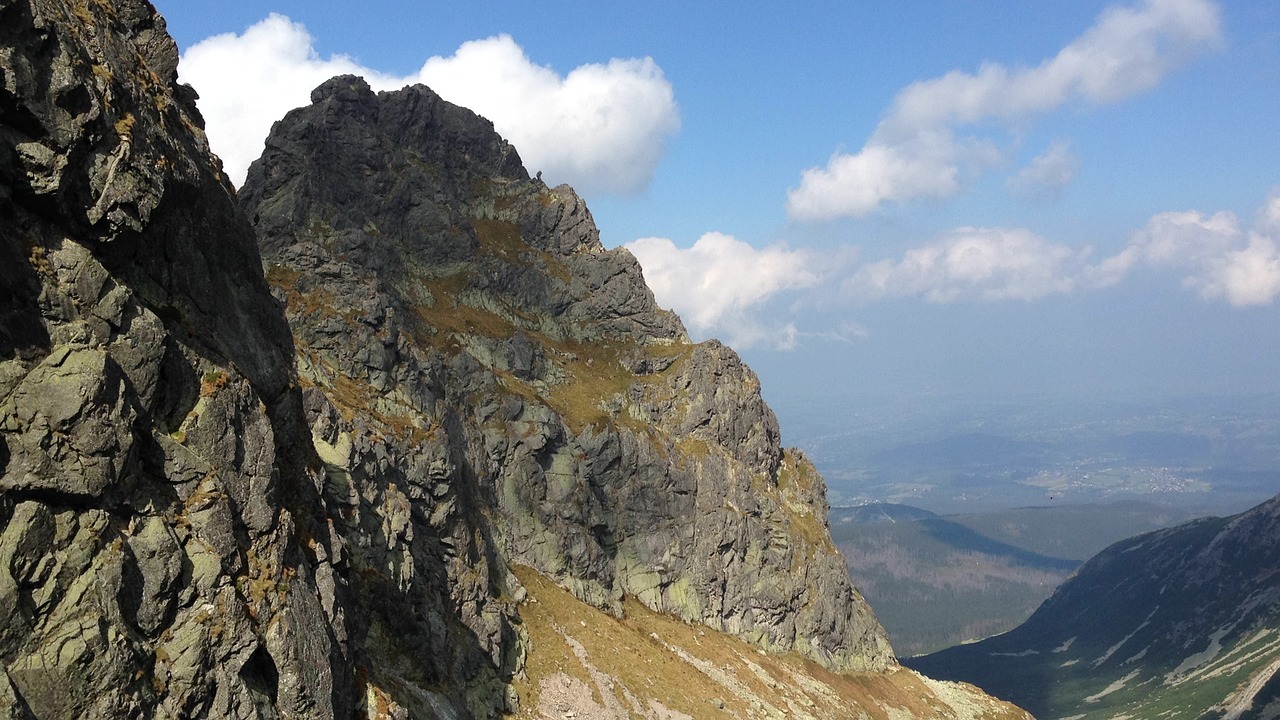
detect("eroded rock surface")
[240,75,894,680]
[1,2,938,718]
[0,1,354,716]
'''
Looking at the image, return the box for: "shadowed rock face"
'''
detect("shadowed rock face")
[0,0,348,717]
[1,2,918,718]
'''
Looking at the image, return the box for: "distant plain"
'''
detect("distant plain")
[777,391,1280,655]
[777,390,1280,515]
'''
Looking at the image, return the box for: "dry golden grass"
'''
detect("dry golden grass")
[199,370,228,398]
[267,264,344,324]
[472,218,526,264]
[509,565,1031,720]
[540,341,690,434]
[409,278,518,350]
[113,112,135,139]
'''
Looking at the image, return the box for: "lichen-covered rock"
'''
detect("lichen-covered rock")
[240,75,894,678]
[0,3,1013,719]
[0,1,357,717]
[1,345,136,498]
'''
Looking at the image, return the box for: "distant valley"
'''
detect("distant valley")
[907,494,1280,719]
[804,388,1280,715]
[830,500,1206,656]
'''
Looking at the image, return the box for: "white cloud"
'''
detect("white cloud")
[787,137,964,220]
[1209,237,1280,306]
[845,227,1090,303]
[178,14,385,187]
[418,36,678,196]
[625,233,820,349]
[1006,140,1081,199]
[178,16,678,193]
[795,322,871,345]
[787,0,1222,220]
[1127,209,1241,266]
[627,190,1280,354]
[1108,196,1280,306]
[849,190,1280,307]
[1254,190,1280,237]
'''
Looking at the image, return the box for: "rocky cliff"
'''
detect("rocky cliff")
[909,493,1280,719]
[238,72,893,682]
[0,0,356,716]
[0,1,1030,718]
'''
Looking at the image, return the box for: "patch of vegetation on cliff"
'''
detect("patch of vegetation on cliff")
[540,339,691,434]
[471,217,563,280]
[409,277,523,353]
[775,451,837,559]
[266,263,344,323]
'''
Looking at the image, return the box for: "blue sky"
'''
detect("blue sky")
[153,0,1280,423]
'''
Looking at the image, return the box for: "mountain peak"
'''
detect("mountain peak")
[0,2,1032,717]
[240,73,893,680]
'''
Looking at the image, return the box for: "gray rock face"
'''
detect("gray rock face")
[1,4,892,719]
[0,1,355,717]
[240,75,894,680]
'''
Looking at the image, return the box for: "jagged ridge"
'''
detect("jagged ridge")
[1,0,339,716]
[0,2,1033,718]
[238,74,895,679]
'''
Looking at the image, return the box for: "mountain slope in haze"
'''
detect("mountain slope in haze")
[0,2,1030,717]
[908,494,1280,719]
[832,501,1209,655]
[947,500,1208,561]
[830,504,1078,656]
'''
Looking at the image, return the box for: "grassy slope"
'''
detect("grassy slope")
[906,497,1280,719]
[508,566,1032,720]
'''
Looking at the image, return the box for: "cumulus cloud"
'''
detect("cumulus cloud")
[787,0,1222,220]
[846,191,1280,307]
[1006,140,1081,200]
[178,16,678,192]
[625,233,821,349]
[1209,237,1280,306]
[626,191,1280,354]
[786,134,980,220]
[418,36,678,196]
[845,227,1091,303]
[178,14,387,187]
[1102,194,1280,306]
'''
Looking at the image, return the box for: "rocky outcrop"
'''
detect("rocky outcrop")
[0,0,368,717]
[0,2,1037,718]
[239,74,893,684]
